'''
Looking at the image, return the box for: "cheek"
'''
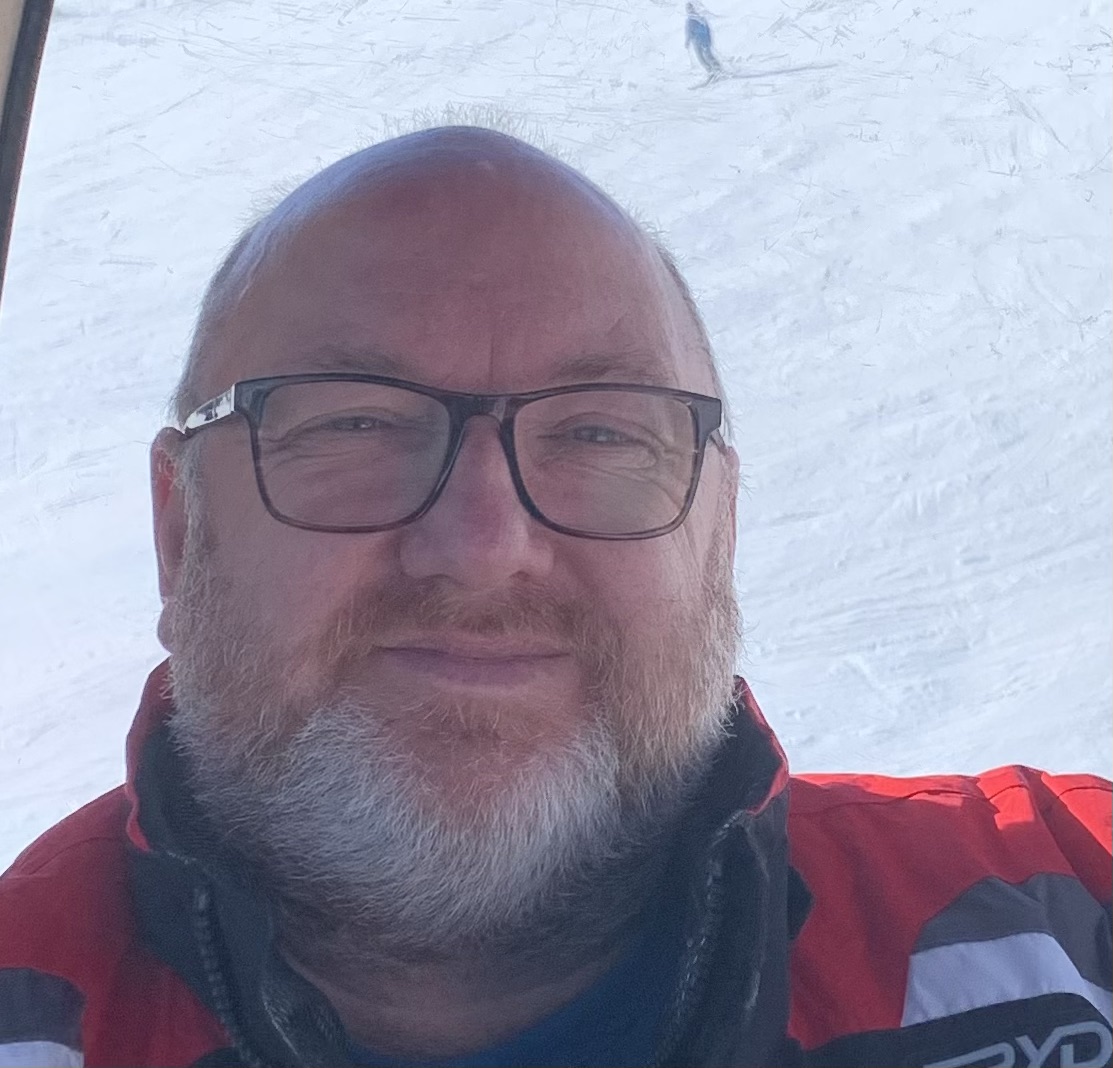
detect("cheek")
[579,542,699,627]
[205,477,400,648]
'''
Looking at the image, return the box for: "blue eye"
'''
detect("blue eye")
[568,424,638,446]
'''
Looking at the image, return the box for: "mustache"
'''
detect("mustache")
[315,577,616,673]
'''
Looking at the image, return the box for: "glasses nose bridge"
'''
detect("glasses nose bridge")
[441,392,523,486]
[466,392,512,423]
[449,390,513,420]
[449,392,518,449]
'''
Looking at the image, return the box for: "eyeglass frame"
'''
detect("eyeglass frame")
[177,372,728,541]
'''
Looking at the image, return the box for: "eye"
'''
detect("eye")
[295,409,427,436]
[319,414,393,432]
[566,424,640,446]
[272,411,425,452]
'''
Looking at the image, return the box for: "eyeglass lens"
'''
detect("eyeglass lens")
[256,381,699,535]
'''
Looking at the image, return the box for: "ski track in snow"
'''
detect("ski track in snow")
[0,0,1109,867]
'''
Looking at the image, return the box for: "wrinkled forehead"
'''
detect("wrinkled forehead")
[204,131,709,397]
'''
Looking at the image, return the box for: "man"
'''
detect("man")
[685,3,722,79]
[0,126,1109,1068]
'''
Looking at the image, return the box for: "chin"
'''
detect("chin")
[383,706,601,803]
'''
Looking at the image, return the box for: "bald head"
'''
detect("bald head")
[173,127,724,427]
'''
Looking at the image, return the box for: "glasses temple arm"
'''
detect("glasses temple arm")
[181,385,237,436]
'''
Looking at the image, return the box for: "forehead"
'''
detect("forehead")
[207,151,709,398]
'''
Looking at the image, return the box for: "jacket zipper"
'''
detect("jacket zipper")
[653,833,730,1066]
[192,881,270,1068]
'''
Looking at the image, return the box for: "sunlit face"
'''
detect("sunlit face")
[151,133,740,952]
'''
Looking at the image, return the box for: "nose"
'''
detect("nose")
[397,416,554,587]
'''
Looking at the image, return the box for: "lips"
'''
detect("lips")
[382,637,568,659]
[376,639,571,686]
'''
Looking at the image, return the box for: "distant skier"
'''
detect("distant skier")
[684,3,722,78]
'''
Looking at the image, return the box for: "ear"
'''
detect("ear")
[151,427,190,650]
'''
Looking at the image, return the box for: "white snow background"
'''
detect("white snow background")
[0,0,1110,869]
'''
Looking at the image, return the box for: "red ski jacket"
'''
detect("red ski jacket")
[1,662,1109,1066]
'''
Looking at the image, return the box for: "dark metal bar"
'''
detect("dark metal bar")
[0,0,53,312]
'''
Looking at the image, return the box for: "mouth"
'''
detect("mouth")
[376,639,572,687]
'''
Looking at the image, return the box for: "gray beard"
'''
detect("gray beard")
[172,687,721,976]
[166,502,739,975]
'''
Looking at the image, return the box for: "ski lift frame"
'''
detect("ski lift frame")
[0,0,52,311]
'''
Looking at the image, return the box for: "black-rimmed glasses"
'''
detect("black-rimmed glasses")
[179,374,726,541]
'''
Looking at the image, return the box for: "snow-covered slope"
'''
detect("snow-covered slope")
[0,0,1109,867]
